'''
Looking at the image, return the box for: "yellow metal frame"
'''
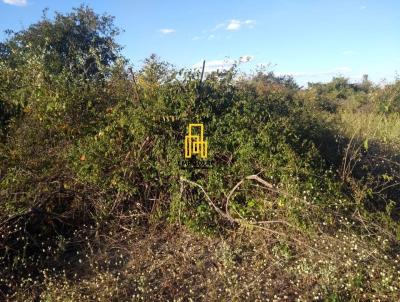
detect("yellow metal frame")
[184,123,208,159]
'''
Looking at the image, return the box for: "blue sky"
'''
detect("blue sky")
[1,0,399,86]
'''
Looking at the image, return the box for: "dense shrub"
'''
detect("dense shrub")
[1,6,400,301]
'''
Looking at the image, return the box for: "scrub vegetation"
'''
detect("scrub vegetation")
[1,6,400,301]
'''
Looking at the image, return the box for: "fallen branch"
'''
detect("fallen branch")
[179,175,331,258]
[225,174,275,218]
[179,177,234,223]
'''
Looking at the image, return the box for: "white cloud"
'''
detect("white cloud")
[3,0,27,6]
[212,19,256,32]
[226,19,256,31]
[360,5,367,10]
[193,59,235,73]
[244,20,256,28]
[193,55,254,73]
[226,19,241,31]
[212,23,226,31]
[159,28,175,34]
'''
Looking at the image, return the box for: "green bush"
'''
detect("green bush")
[1,6,400,300]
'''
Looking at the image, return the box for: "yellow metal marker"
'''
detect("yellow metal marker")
[184,123,208,159]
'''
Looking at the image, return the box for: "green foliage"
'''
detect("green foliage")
[1,6,400,301]
[5,6,120,78]
[376,80,400,113]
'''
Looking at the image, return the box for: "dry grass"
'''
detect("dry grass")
[339,110,400,147]
[8,221,399,302]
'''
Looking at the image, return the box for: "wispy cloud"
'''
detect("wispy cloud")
[226,20,241,31]
[193,59,235,72]
[159,28,175,35]
[212,23,226,31]
[192,19,255,41]
[2,0,27,6]
[212,19,256,32]
[193,55,254,73]
[227,19,256,31]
